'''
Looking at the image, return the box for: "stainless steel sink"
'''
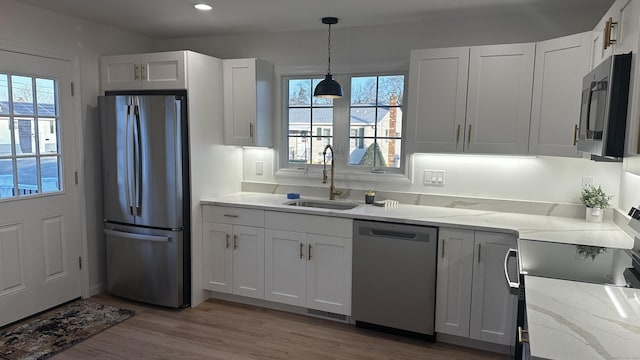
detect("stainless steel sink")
[284,199,360,210]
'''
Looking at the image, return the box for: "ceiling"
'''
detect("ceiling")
[16,0,614,39]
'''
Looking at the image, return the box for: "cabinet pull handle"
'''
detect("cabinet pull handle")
[467,124,472,146]
[504,248,520,289]
[233,235,238,250]
[140,65,146,80]
[455,125,461,144]
[604,17,617,50]
[223,214,239,218]
[134,64,139,80]
[249,123,254,138]
[441,239,446,258]
[299,242,304,259]
[308,244,312,260]
[518,326,529,344]
[477,243,482,263]
[226,234,230,249]
[573,124,579,146]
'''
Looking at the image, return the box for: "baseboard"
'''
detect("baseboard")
[89,283,105,297]
[436,333,512,354]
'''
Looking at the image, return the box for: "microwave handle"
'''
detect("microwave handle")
[584,81,598,135]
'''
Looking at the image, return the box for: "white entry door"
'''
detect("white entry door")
[0,50,82,326]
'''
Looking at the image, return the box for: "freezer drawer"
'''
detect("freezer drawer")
[105,224,185,308]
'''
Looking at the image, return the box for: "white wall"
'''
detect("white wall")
[0,0,156,294]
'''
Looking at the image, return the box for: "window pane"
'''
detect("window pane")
[379,138,402,168]
[0,158,15,198]
[288,136,311,164]
[36,78,57,116]
[289,108,311,134]
[11,75,34,115]
[312,78,333,106]
[41,156,60,193]
[376,107,403,138]
[313,107,333,127]
[378,75,405,106]
[0,74,8,115]
[350,138,377,166]
[14,118,35,155]
[38,118,58,154]
[289,79,312,107]
[0,117,11,156]
[16,157,38,196]
[311,138,332,165]
[351,107,376,133]
[351,76,377,106]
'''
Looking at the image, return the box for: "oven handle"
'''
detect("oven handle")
[504,248,520,289]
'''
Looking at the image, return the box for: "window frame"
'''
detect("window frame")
[277,72,410,183]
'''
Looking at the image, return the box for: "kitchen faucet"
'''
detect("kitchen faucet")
[322,144,341,200]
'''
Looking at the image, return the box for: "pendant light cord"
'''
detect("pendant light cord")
[327,23,332,74]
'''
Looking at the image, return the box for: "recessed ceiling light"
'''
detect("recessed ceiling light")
[194,3,212,11]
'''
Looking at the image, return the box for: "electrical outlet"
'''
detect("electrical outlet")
[255,161,263,175]
[424,169,445,186]
[581,176,594,187]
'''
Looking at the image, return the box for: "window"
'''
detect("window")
[349,75,403,168]
[285,74,405,174]
[0,74,61,199]
[287,78,333,165]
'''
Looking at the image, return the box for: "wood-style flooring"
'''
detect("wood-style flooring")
[52,294,506,359]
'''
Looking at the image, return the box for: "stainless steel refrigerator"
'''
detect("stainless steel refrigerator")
[99,92,190,308]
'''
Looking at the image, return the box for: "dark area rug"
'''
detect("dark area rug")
[0,300,134,360]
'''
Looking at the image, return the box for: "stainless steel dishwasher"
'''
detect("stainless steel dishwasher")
[352,220,438,338]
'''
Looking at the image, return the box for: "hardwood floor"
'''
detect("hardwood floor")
[52,294,506,360]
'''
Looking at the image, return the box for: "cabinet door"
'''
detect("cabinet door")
[466,44,534,154]
[223,58,257,146]
[435,228,474,337]
[232,225,265,299]
[202,222,233,294]
[614,0,639,55]
[407,48,470,153]
[140,51,186,90]
[100,54,141,91]
[264,229,307,307]
[529,32,591,157]
[591,0,622,67]
[469,232,518,345]
[306,234,352,315]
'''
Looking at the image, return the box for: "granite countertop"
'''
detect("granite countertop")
[525,276,640,360]
[201,192,633,249]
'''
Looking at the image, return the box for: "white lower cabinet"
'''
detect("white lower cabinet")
[202,206,265,299]
[264,211,352,315]
[436,228,517,346]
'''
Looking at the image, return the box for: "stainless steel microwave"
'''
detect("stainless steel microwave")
[577,52,631,159]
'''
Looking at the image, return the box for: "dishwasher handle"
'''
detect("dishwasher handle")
[369,229,418,239]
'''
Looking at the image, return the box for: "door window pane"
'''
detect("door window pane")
[0,159,14,198]
[36,78,57,116]
[11,75,34,115]
[38,118,58,154]
[41,156,60,193]
[0,117,10,156]
[0,75,8,115]
[16,157,38,196]
[14,118,36,155]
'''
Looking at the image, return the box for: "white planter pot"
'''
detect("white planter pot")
[585,207,604,223]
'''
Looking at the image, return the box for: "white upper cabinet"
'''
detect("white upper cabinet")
[529,32,592,157]
[406,48,470,153]
[407,43,534,155]
[466,43,535,155]
[592,0,638,67]
[223,58,274,147]
[100,51,187,92]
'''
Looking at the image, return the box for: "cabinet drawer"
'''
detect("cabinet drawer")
[203,205,264,227]
[265,211,352,238]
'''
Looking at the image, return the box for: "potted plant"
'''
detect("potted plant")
[579,185,612,223]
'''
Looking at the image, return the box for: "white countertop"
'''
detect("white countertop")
[201,192,633,249]
[525,276,640,360]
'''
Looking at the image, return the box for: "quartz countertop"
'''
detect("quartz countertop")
[525,276,640,360]
[201,192,633,249]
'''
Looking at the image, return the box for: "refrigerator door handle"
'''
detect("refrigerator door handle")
[124,102,134,216]
[104,229,171,243]
[133,99,142,217]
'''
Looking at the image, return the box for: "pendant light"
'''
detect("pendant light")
[313,17,343,98]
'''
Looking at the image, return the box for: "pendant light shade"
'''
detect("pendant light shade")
[314,17,343,98]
